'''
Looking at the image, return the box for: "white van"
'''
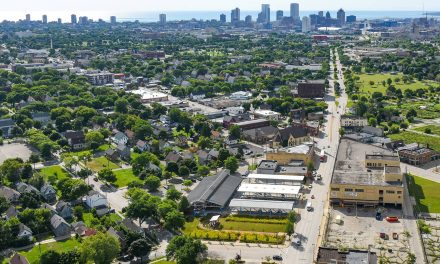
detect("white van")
[306,201,313,211]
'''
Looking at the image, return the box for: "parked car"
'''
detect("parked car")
[386,216,399,223]
[375,212,382,220]
[272,255,283,261]
[293,239,302,247]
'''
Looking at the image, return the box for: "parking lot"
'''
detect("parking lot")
[324,207,414,263]
[420,219,440,263]
[0,143,34,164]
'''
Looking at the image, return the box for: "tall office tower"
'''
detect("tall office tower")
[290,3,299,20]
[25,14,31,22]
[57,18,62,24]
[261,4,270,23]
[79,16,88,24]
[346,15,357,23]
[71,14,77,24]
[231,8,240,23]
[276,10,284,21]
[245,15,252,23]
[159,14,166,24]
[220,14,226,23]
[42,15,48,24]
[337,8,346,25]
[110,16,117,24]
[302,16,311,32]
[318,11,324,17]
[309,14,319,26]
[325,11,331,19]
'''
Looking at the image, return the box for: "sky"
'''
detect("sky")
[1,0,439,21]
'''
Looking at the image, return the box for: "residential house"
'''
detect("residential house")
[85,191,109,216]
[4,206,18,220]
[105,148,119,160]
[116,144,131,161]
[64,130,86,150]
[197,150,210,165]
[190,91,206,100]
[158,140,171,151]
[211,131,222,141]
[208,149,220,161]
[121,218,144,234]
[10,253,29,264]
[41,203,57,216]
[242,126,278,145]
[165,151,183,164]
[108,226,126,248]
[273,126,310,148]
[16,182,39,194]
[113,131,128,145]
[124,130,136,145]
[55,201,73,219]
[31,112,51,126]
[72,221,87,236]
[0,186,20,203]
[175,135,188,147]
[159,115,170,124]
[18,223,33,241]
[136,140,149,152]
[0,118,16,138]
[224,137,239,146]
[50,214,71,237]
[40,184,57,203]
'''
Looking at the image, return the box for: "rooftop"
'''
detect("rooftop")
[238,183,301,195]
[269,144,312,155]
[229,199,295,211]
[332,139,402,187]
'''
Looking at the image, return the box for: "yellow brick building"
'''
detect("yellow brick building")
[330,139,404,206]
[265,144,314,165]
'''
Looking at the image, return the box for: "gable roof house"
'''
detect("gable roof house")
[50,214,71,237]
[64,130,86,150]
[0,118,16,138]
[18,223,33,241]
[273,126,310,148]
[0,186,21,203]
[4,206,18,220]
[108,226,126,248]
[40,184,57,203]
[105,148,119,160]
[113,131,128,145]
[165,151,183,164]
[16,182,40,194]
[84,191,109,216]
[116,143,131,161]
[10,253,29,264]
[136,140,150,152]
[55,201,73,219]
[124,129,136,145]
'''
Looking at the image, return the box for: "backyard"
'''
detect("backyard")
[38,165,70,181]
[356,73,435,95]
[388,131,440,152]
[413,125,440,136]
[113,168,141,187]
[19,239,81,264]
[406,174,440,213]
[87,156,119,172]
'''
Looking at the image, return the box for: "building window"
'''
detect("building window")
[397,191,402,194]
[386,190,395,194]
[344,188,353,192]
[355,189,364,192]
[331,188,340,191]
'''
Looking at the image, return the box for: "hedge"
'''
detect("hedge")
[224,215,288,225]
[239,233,285,244]
[189,230,239,241]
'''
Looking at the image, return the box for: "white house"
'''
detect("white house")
[112,132,128,145]
[189,92,206,100]
[230,91,252,100]
[85,192,108,209]
[18,223,33,241]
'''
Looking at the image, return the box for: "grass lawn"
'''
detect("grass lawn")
[406,174,440,213]
[413,125,440,136]
[154,260,176,264]
[183,218,200,234]
[113,168,141,187]
[399,101,440,119]
[388,131,440,152]
[356,73,434,95]
[19,239,81,264]
[219,219,287,233]
[39,165,69,181]
[83,212,122,227]
[87,156,119,172]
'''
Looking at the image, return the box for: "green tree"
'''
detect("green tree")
[128,239,151,263]
[164,210,185,231]
[40,250,61,264]
[166,187,182,201]
[178,196,191,214]
[81,232,120,264]
[0,158,23,183]
[98,168,116,183]
[224,156,239,173]
[85,131,105,150]
[229,124,241,140]
[125,191,159,226]
[0,197,10,214]
[307,160,315,172]
[197,165,210,177]
[166,235,207,264]
[145,175,161,191]
[178,166,190,178]
[114,98,129,113]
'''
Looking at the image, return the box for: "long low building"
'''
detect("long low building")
[187,169,242,212]
[246,174,305,186]
[229,199,295,214]
[237,183,301,200]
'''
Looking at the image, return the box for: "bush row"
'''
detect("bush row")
[224,216,288,225]
[189,230,240,241]
[239,233,285,244]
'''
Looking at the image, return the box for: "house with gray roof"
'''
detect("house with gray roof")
[40,184,57,203]
[18,223,33,241]
[0,118,16,138]
[187,169,242,212]
[0,186,21,203]
[116,143,131,161]
[55,201,73,219]
[4,206,18,219]
[50,214,71,237]
[16,182,39,194]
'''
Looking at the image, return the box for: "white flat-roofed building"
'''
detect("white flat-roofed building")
[246,174,305,186]
[253,109,281,121]
[230,91,252,100]
[129,88,169,103]
[237,183,301,200]
[229,199,295,214]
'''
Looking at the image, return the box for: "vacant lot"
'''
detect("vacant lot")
[356,73,434,95]
[0,143,33,164]
[113,168,141,188]
[413,125,440,136]
[87,156,119,172]
[388,131,440,152]
[19,239,81,263]
[39,165,70,181]
[406,174,440,213]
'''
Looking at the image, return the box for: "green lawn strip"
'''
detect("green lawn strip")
[87,156,119,172]
[113,168,141,187]
[219,219,287,233]
[153,260,176,264]
[388,131,440,152]
[356,73,434,95]
[38,165,70,181]
[413,125,440,136]
[406,174,440,213]
[19,239,81,264]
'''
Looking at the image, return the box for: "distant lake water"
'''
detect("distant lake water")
[117,10,435,22]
